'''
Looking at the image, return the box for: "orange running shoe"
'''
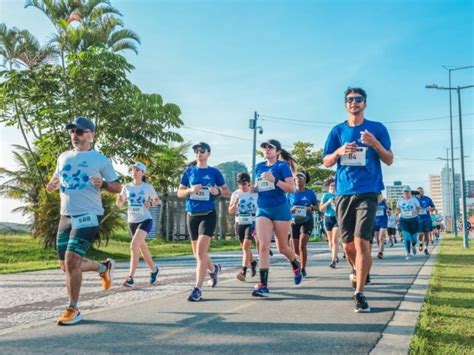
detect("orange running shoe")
[57,307,82,325]
[99,258,115,290]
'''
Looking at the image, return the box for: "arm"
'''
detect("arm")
[360,129,393,166]
[276,177,296,193]
[178,184,193,199]
[103,180,121,193]
[228,194,238,214]
[323,142,358,168]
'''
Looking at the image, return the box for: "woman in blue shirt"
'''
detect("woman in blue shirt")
[320,178,340,268]
[178,142,229,302]
[287,171,318,277]
[252,139,302,298]
[374,194,389,259]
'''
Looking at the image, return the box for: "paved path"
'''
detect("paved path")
[0,242,435,354]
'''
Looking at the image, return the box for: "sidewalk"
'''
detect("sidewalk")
[0,242,435,354]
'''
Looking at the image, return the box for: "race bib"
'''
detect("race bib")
[257,177,275,192]
[293,206,307,217]
[419,208,427,215]
[238,214,253,225]
[376,207,384,217]
[340,147,367,166]
[190,187,210,201]
[401,210,413,218]
[71,213,99,230]
[130,206,144,216]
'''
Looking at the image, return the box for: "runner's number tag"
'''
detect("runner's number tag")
[401,209,413,218]
[419,208,427,215]
[190,187,210,201]
[238,214,253,225]
[293,206,307,217]
[130,206,144,216]
[257,177,275,192]
[376,207,384,217]
[71,213,99,229]
[340,147,367,166]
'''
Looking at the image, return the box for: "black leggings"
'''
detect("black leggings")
[186,210,217,241]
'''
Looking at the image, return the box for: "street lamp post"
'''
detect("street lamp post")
[249,111,263,182]
[426,83,474,248]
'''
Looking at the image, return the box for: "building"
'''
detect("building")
[440,167,461,219]
[386,181,404,202]
[429,174,443,215]
[466,180,474,198]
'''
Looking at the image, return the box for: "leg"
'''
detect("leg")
[256,217,274,269]
[274,221,296,261]
[332,227,340,262]
[243,239,253,266]
[402,231,412,254]
[129,230,148,278]
[195,235,212,288]
[343,241,356,269]
[300,234,309,270]
[354,238,372,293]
[64,251,83,304]
[139,241,156,271]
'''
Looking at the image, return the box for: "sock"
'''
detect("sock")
[98,263,107,273]
[259,268,269,286]
[68,301,78,309]
[290,259,300,270]
[354,291,363,296]
[242,266,247,276]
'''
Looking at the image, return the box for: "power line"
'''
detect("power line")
[182,125,252,142]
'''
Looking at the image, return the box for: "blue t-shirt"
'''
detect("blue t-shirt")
[255,160,293,208]
[287,189,318,217]
[180,165,225,213]
[375,200,388,227]
[321,193,336,217]
[323,119,391,195]
[416,195,435,222]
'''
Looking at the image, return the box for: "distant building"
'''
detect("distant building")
[466,180,474,198]
[429,174,443,215]
[440,167,461,218]
[386,181,404,202]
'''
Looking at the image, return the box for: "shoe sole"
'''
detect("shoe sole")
[57,313,83,325]
[329,263,336,269]
[252,291,269,298]
[187,297,202,302]
[123,283,134,288]
[236,274,246,282]
[354,307,371,313]
[103,258,115,290]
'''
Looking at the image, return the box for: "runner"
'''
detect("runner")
[387,208,398,247]
[287,171,318,277]
[116,162,161,287]
[46,116,121,325]
[374,194,388,259]
[416,187,435,255]
[320,178,340,268]
[397,186,421,259]
[252,139,302,297]
[323,87,393,312]
[431,209,443,242]
[228,172,258,282]
[177,142,229,302]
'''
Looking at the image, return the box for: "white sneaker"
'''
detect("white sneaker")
[406,253,412,260]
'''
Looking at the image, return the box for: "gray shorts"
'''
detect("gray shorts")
[335,192,378,244]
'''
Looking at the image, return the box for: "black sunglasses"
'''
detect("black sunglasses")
[69,128,91,136]
[194,148,208,154]
[261,144,275,150]
[345,96,365,104]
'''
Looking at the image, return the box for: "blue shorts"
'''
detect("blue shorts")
[257,204,292,221]
[419,219,432,233]
[374,222,388,231]
[324,216,338,231]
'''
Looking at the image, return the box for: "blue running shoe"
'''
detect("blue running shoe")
[208,264,222,288]
[187,287,202,302]
[252,283,270,298]
[150,266,159,285]
[293,267,302,285]
[123,276,134,288]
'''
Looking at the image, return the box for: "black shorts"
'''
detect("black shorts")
[128,219,153,237]
[387,227,397,236]
[234,222,255,243]
[291,219,314,239]
[335,192,378,244]
[400,217,419,235]
[324,216,338,231]
[56,215,101,260]
[418,219,433,233]
[186,210,217,241]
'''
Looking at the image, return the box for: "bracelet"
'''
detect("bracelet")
[101,181,108,189]
[274,178,279,185]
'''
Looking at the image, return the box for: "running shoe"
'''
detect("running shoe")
[366,274,371,285]
[390,242,394,247]
[250,260,258,277]
[269,249,274,257]
[335,256,339,263]
[406,253,412,260]
[208,264,221,288]
[350,269,357,289]
[252,283,270,298]
[301,268,307,278]
[354,293,371,313]
[150,267,160,285]
[123,276,135,288]
[293,266,303,285]
[419,244,423,252]
[236,271,246,282]
[329,260,336,269]
[412,246,417,255]
[99,258,115,290]
[343,253,346,259]
[57,307,82,325]
[187,287,202,302]
[377,251,383,259]
[424,249,430,256]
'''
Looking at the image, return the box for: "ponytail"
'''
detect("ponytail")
[278,149,298,174]
[186,160,198,168]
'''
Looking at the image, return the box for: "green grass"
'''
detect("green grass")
[0,230,242,274]
[410,235,474,355]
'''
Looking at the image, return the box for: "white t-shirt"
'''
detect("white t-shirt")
[397,197,420,219]
[120,182,158,223]
[230,190,258,223]
[387,215,397,228]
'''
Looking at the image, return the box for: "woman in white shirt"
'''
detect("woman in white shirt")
[396,186,420,259]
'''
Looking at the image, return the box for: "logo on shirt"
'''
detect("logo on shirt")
[60,163,90,191]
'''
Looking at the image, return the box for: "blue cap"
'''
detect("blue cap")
[403,185,411,192]
[133,162,146,173]
[66,116,95,132]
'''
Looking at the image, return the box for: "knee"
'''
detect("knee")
[130,242,141,252]
[196,249,208,261]
[59,261,66,272]
[65,254,80,272]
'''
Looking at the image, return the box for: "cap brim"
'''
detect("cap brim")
[260,142,276,148]
[66,123,88,131]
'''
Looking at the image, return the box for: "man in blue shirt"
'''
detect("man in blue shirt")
[323,87,393,313]
[416,187,435,255]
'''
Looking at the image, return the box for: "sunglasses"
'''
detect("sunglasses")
[238,180,249,185]
[194,148,208,154]
[345,96,365,104]
[69,128,91,136]
[261,144,275,150]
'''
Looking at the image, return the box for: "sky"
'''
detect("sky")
[1,0,473,223]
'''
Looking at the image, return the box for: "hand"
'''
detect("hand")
[116,195,125,203]
[337,141,358,156]
[231,195,240,208]
[46,176,60,192]
[190,184,202,193]
[89,176,103,188]
[307,206,313,212]
[291,207,296,213]
[261,171,276,183]
[209,186,220,196]
[144,201,151,209]
[360,129,379,147]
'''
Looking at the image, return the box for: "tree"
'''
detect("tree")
[215,161,248,192]
[290,141,334,192]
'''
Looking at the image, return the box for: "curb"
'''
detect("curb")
[370,243,439,355]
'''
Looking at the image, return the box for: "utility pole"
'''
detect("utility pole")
[249,111,263,182]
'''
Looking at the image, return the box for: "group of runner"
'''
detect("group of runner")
[47,86,442,325]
